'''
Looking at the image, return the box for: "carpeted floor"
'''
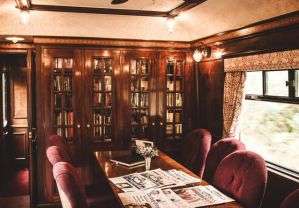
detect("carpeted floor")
[0,168,29,197]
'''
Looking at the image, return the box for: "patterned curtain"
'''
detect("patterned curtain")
[222,49,299,137]
[223,72,246,137]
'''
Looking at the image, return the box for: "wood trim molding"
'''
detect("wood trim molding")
[33,37,191,49]
[27,0,207,17]
[191,11,299,47]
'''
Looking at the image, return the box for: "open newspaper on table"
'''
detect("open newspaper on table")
[118,185,234,208]
[109,169,201,192]
[110,169,234,208]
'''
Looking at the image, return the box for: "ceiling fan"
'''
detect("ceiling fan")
[111,0,128,4]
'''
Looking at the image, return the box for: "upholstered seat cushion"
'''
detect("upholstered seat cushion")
[46,146,71,166]
[204,137,245,182]
[280,189,299,208]
[180,128,212,177]
[213,150,267,208]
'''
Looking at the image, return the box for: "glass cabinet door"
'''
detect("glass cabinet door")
[129,58,151,140]
[91,57,113,142]
[165,58,185,140]
[51,57,75,143]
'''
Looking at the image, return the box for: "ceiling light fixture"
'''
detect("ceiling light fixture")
[5,37,25,44]
[111,0,128,5]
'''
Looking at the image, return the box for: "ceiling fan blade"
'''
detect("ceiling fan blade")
[111,0,128,5]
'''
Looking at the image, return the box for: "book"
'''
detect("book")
[110,154,145,167]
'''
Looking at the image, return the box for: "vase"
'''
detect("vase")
[145,157,151,171]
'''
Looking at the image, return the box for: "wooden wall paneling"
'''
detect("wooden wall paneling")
[11,131,27,159]
[35,45,48,203]
[197,59,224,141]
[184,52,196,134]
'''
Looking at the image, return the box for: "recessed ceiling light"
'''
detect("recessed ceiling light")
[5,37,25,43]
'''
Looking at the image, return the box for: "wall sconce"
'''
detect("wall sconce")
[192,47,211,62]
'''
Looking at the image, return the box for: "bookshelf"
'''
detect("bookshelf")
[52,57,74,143]
[165,59,184,139]
[91,57,113,142]
[129,58,151,140]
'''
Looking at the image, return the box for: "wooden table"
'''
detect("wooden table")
[93,150,243,208]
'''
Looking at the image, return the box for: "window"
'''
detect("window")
[241,70,299,174]
[1,68,8,127]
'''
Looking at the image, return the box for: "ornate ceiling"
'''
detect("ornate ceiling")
[0,0,298,41]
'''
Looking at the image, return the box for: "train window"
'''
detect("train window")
[241,70,299,174]
[245,71,263,95]
[1,68,8,127]
[265,71,289,97]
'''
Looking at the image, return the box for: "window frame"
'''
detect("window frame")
[1,67,9,128]
[246,70,299,104]
[243,69,299,176]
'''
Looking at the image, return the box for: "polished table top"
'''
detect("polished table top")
[93,150,243,208]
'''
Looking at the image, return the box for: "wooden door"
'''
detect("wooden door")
[84,49,121,149]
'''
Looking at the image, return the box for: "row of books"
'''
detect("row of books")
[94,58,113,73]
[130,59,149,75]
[93,113,112,125]
[55,111,74,126]
[131,79,149,91]
[166,110,182,123]
[131,93,149,108]
[94,93,112,107]
[53,75,72,92]
[167,93,183,107]
[167,79,183,92]
[93,76,112,91]
[166,124,183,135]
[166,61,184,76]
[54,58,73,69]
[93,126,112,137]
[56,127,74,138]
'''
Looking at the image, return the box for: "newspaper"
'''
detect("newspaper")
[109,169,201,192]
[166,169,201,185]
[173,185,235,207]
[139,169,177,188]
[118,189,176,208]
[118,185,234,208]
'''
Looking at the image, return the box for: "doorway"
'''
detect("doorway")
[0,52,34,208]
